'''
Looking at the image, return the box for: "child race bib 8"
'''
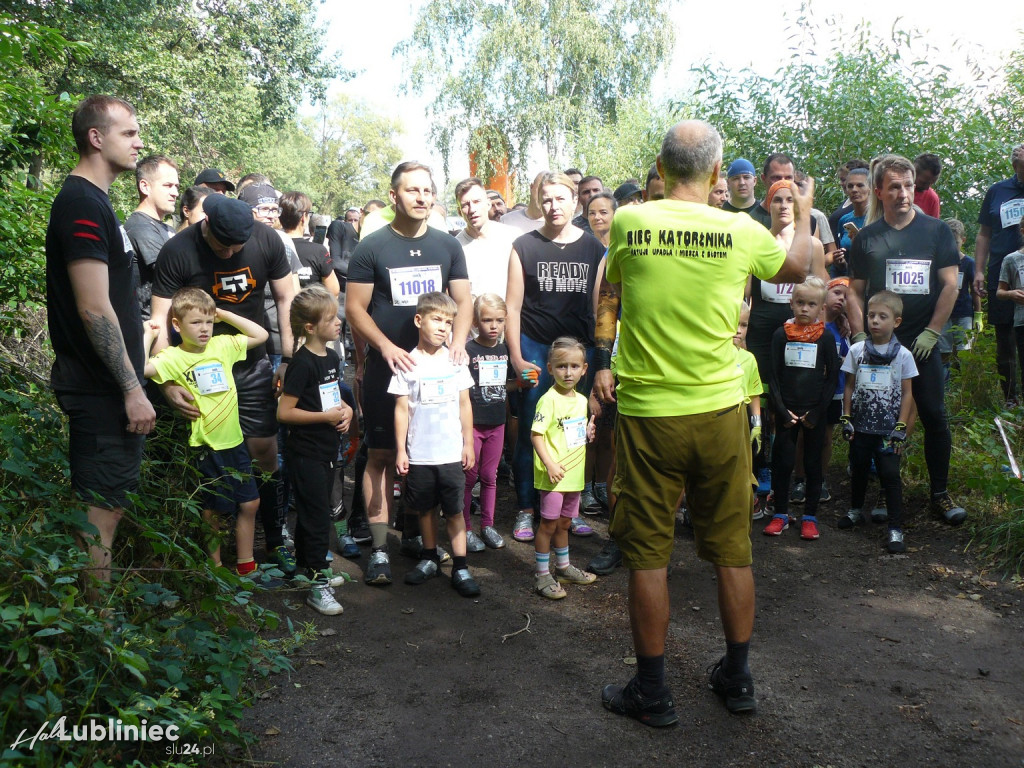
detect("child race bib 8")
[389,265,442,307]
[194,362,229,395]
[784,342,817,368]
[319,380,342,411]
[563,416,587,450]
[885,259,930,295]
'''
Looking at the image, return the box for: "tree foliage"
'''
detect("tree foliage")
[685,11,1012,230]
[397,0,675,181]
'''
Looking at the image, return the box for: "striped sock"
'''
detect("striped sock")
[535,551,550,576]
[554,545,570,570]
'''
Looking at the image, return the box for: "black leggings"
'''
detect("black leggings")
[288,454,336,574]
[849,434,903,529]
[771,418,827,519]
[911,350,951,496]
[996,323,1019,401]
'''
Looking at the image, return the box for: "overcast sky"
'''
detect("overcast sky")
[315,0,1023,186]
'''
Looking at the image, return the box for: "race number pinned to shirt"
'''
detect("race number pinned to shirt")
[784,342,817,368]
[1000,198,1024,230]
[389,265,442,307]
[420,373,457,403]
[761,282,794,304]
[477,359,507,386]
[856,364,892,391]
[563,416,587,450]
[194,362,229,395]
[885,259,930,295]
[957,271,964,290]
[319,381,342,411]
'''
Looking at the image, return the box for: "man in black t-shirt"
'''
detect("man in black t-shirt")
[46,94,156,586]
[124,154,178,319]
[346,161,473,586]
[151,194,298,570]
[848,154,966,526]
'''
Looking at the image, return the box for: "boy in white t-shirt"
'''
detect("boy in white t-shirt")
[389,292,480,597]
[840,291,918,553]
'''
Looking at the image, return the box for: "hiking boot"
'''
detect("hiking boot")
[555,564,598,585]
[871,498,888,524]
[570,516,594,537]
[887,528,906,554]
[306,583,343,615]
[800,518,820,540]
[708,657,757,714]
[601,677,678,727]
[365,549,392,586]
[512,510,535,542]
[790,480,806,504]
[931,493,967,526]
[535,572,566,600]
[466,530,486,553]
[451,567,481,597]
[819,483,832,502]
[838,508,863,530]
[268,545,297,576]
[580,489,602,516]
[588,539,622,575]
[756,467,772,495]
[481,526,505,549]
[404,558,439,585]
[762,515,788,536]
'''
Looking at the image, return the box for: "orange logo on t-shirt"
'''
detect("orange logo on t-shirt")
[211,268,256,304]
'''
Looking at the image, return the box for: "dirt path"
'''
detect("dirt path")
[235,471,1024,768]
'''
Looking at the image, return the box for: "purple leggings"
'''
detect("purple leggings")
[464,423,505,528]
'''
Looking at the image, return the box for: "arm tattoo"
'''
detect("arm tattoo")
[82,310,141,394]
[595,279,620,350]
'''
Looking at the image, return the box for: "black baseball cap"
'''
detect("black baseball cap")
[194,168,236,192]
[203,193,253,246]
[613,181,643,203]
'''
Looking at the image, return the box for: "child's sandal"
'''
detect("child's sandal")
[535,573,567,600]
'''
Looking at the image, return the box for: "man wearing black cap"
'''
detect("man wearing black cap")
[194,168,235,194]
[151,193,298,574]
[614,181,644,206]
[47,94,156,588]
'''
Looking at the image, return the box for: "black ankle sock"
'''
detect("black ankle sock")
[452,555,467,571]
[725,641,750,677]
[636,654,666,695]
[423,547,440,564]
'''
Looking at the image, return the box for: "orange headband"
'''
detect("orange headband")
[765,179,794,206]
[827,277,850,290]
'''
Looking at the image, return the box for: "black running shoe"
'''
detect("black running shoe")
[601,677,678,727]
[588,539,622,575]
[708,657,757,714]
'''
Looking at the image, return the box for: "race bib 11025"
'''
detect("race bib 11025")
[885,259,930,295]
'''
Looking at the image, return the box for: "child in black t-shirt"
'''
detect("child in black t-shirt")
[277,285,354,616]
[764,277,839,541]
[464,294,517,552]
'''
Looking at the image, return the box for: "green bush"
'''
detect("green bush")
[0,369,303,767]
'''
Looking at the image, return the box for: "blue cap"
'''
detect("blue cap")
[727,159,756,178]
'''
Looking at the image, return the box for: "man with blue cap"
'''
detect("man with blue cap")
[722,159,758,214]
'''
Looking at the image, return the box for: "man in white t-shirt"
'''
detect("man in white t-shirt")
[455,177,518,300]
[500,171,547,234]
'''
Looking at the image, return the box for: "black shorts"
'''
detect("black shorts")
[196,443,259,515]
[362,355,397,450]
[405,462,465,518]
[233,356,278,439]
[56,392,145,510]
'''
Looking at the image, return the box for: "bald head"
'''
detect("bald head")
[659,120,722,187]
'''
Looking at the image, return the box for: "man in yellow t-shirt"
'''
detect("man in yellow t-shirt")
[593,120,816,726]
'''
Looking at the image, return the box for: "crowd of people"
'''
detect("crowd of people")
[47,94,1024,728]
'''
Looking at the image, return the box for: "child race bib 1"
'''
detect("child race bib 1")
[761,281,794,304]
[784,342,817,368]
[319,380,342,411]
[477,359,507,386]
[885,259,930,295]
[563,416,587,450]
[389,265,443,307]
[856,364,892,391]
[194,362,229,395]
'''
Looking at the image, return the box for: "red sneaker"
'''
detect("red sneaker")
[763,515,788,536]
[800,519,820,540]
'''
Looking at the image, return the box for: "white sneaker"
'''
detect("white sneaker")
[306,584,343,615]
